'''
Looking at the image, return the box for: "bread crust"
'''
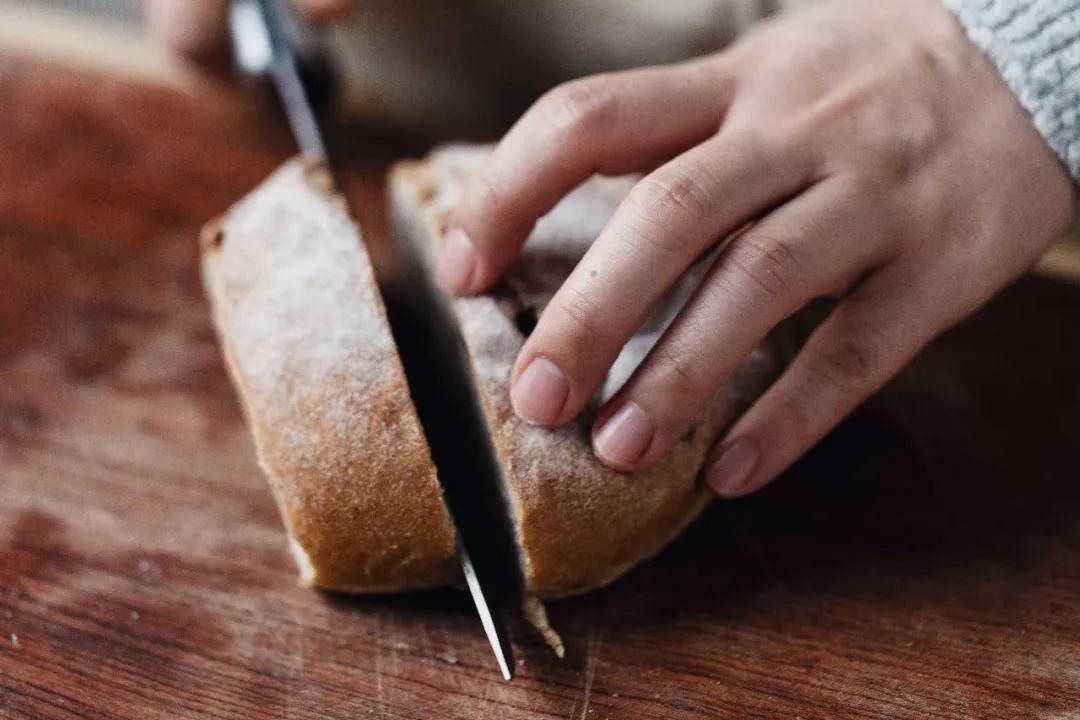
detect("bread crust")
[202,158,458,593]
[389,146,779,598]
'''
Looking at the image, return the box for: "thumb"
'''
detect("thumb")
[144,0,351,61]
[143,0,227,59]
[143,0,229,60]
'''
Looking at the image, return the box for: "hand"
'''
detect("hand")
[440,0,1075,497]
[144,0,348,61]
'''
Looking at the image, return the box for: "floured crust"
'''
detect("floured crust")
[389,146,779,599]
[522,596,565,659]
[201,158,459,593]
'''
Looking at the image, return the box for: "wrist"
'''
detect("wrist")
[943,0,1080,183]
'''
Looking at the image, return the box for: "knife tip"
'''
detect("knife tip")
[459,543,516,680]
[496,651,514,681]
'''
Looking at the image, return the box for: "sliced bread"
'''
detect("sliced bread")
[201,158,459,592]
[389,146,779,598]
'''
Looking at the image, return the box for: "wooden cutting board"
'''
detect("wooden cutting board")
[3,33,1080,720]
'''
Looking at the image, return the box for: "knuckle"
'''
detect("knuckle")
[725,232,803,300]
[808,335,877,394]
[879,116,937,181]
[811,82,876,129]
[550,286,611,356]
[621,170,714,257]
[720,127,767,158]
[797,75,939,185]
[540,76,617,139]
[631,170,713,223]
[776,387,817,439]
[842,166,888,197]
[712,128,776,175]
[457,168,529,248]
[652,345,706,401]
[465,168,503,217]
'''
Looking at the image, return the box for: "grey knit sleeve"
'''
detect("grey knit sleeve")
[943,0,1080,181]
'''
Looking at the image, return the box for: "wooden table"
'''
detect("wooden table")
[2,49,1080,720]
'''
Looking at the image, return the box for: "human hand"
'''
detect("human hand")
[144,0,348,61]
[440,0,1075,497]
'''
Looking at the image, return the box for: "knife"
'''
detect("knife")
[227,0,515,680]
[229,0,326,160]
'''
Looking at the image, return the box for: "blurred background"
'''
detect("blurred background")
[27,0,137,18]
[3,0,1077,275]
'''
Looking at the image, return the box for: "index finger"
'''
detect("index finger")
[440,58,734,295]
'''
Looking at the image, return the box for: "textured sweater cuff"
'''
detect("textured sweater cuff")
[944,0,1080,182]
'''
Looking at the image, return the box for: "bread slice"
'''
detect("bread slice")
[200,158,459,593]
[389,146,779,599]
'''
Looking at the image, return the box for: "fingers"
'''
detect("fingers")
[591,178,884,471]
[510,129,817,428]
[144,0,229,60]
[705,269,942,498]
[293,0,351,23]
[144,0,350,60]
[439,58,735,295]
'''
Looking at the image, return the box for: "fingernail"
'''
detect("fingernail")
[593,402,654,470]
[436,227,477,293]
[511,357,569,426]
[707,438,760,497]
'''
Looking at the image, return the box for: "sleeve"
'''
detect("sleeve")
[943,0,1080,182]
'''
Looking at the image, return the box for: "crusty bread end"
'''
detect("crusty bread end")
[201,158,459,593]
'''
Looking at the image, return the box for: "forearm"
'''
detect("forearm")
[944,0,1080,181]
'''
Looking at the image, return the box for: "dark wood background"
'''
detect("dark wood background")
[2,36,1080,720]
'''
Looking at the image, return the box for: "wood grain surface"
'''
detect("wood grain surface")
[2,53,1080,720]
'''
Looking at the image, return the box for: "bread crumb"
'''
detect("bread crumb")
[199,219,224,251]
[287,535,316,584]
[435,653,459,665]
[415,171,439,204]
[9,634,19,647]
[300,156,336,196]
[522,595,564,658]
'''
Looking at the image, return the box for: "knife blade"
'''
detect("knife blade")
[227,0,515,680]
[458,540,514,680]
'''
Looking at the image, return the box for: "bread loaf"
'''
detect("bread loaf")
[203,149,780,601]
[201,158,459,593]
[389,146,779,598]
